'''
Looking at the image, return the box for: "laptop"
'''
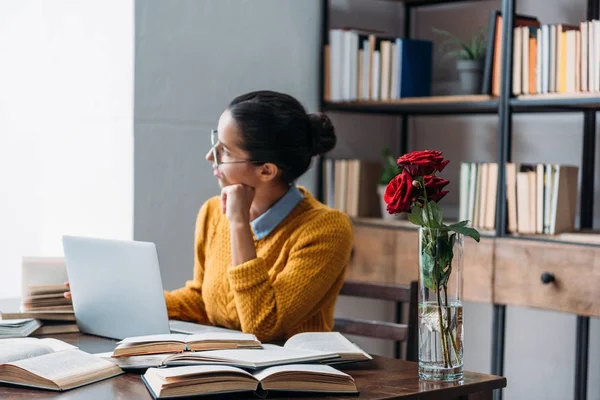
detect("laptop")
[62,236,174,340]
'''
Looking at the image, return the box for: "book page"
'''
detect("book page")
[0,337,77,352]
[284,332,371,359]
[253,363,351,381]
[151,364,254,379]
[118,333,188,345]
[165,345,337,368]
[0,341,54,364]
[169,320,241,334]
[9,349,119,384]
[94,351,170,369]
[186,332,258,343]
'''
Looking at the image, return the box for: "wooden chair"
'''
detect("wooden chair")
[334,280,418,361]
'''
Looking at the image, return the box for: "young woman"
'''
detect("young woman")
[67,91,353,343]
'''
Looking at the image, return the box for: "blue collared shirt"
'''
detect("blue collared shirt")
[251,185,304,240]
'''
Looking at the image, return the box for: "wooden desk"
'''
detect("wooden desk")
[0,333,506,400]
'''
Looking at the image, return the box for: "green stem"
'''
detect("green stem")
[420,178,454,368]
[443,284,461,366]
[435,282,449,368]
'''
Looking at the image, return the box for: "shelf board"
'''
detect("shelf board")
[350,217,496,237]
[323,95,498,115]
[504,231,600,247]
[374,0,487,7]
[511,93,600,112]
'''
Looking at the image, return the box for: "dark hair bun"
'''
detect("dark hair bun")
[308,112,336,156]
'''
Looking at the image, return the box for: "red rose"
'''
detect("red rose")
[384,171,417,214]
[396,150,449,177]
[423,175,450,203]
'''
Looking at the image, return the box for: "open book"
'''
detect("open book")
[101,332,370,370]
[112,332,261,357]
[283,332,373,363]
[141,364,358,399]
[0,337,123,391]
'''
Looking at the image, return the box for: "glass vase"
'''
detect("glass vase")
[418,227,464,382]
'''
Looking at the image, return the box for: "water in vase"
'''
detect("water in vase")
[418,301,464,381]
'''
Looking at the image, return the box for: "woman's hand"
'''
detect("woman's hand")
[221,184,255,225]
[63,282,72,300]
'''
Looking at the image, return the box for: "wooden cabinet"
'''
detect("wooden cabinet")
[346,224,397,284]
[494,238,600,317]
[347,222,494,303]
[347,223,600,315]
[463,237,494,303]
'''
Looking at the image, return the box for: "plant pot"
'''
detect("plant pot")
[456,59,484,95]
[418,227,464,382]
[377,185,404,220]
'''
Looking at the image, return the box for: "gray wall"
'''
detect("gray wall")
[134,1,600,399]
[134,0,321,290]
[329,1,600,400]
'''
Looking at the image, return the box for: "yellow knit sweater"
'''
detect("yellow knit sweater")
[164,187,354,342]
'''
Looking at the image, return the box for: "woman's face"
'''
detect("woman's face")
[206,110,262,188]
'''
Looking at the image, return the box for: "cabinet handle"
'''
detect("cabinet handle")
[540,272,555,284]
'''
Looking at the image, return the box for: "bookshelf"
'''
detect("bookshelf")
[318,0,598,399]
[322,95,499,114]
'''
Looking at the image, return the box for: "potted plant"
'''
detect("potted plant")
[378,147,402,220]
[433,27,487,94]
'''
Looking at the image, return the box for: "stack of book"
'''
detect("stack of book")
[20,283,78,335]
[325,28,433,102]
[97,331,368,398]
[459,162,579,235]
[1,284,78,335]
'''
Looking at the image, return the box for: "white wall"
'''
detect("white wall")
[0,0,134,298]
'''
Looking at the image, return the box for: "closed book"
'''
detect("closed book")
[142,364,358,399]
[395,38,433,97]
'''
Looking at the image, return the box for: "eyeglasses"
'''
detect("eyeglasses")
[210,129,261,167]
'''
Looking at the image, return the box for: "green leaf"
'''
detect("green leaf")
[423,202,443,228]
[407,205,425,227]
[449,224,481,242]
[420,250,437,291]
[428,202,444,227]
[445,221,469,230]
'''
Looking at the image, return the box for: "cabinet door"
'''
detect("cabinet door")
[463,237,494,303]
[346,225,396,284]
[494,238,600,317]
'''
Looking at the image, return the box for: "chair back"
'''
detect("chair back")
[334,280,418,361]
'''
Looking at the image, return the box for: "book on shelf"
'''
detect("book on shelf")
[325,28,432,102]
[459,162,498,231]
[460,161,578,235]
[141,364,358,399]
[100,332,372,370]
[112,332,261,357]
[508,16,600,96]
[323,158,382,218]
[0,337,123,391]
[0,318,42,338]
[486,11,540,96]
